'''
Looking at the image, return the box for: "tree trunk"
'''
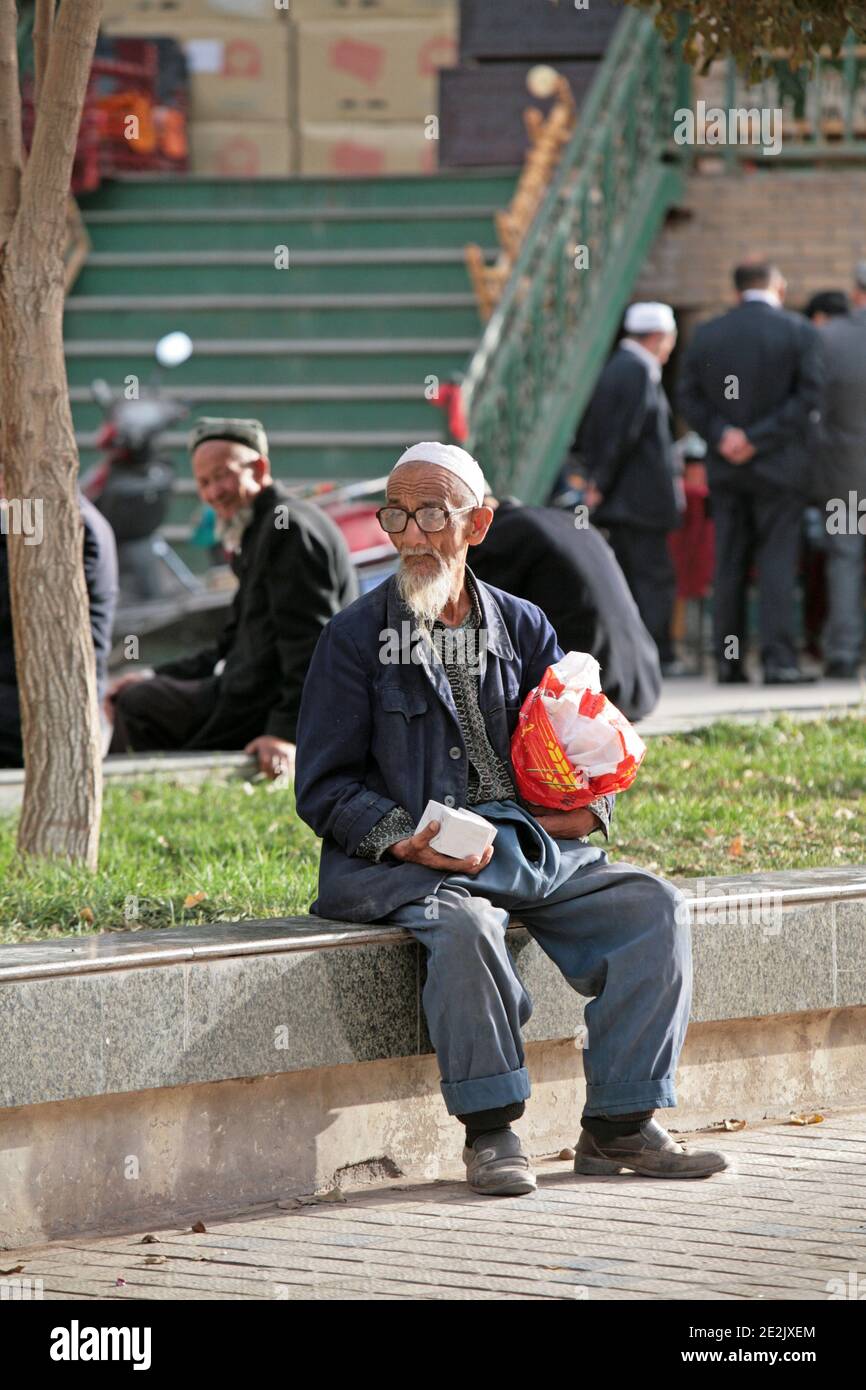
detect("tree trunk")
[0,0,104,868]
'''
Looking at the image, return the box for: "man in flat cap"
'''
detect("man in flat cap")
[576,302,685,676]
[678,262,824,684]
[106,418,358,776]
[295,442,728,1197]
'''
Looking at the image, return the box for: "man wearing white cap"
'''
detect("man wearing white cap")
[577,302,684,675]
[295,442,728,1197]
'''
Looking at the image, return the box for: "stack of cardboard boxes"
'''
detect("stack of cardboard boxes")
[293,0,457,176]
[100,0,458,177]
[101,0,294,177]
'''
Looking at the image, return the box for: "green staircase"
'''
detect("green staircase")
[69,171,515,546]
[68,6,693,547]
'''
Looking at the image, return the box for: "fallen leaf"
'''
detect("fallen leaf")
[143,1255,166,1266]
[834,807,855,821]
[723,1118,747,1131]
[78,907,94,924]
[704,825,719,838]
[140,1234,158,1244]
[0,1264,24,1276]
[191,1220,207,1233]
[183,891,207,909]
[156,834,169,849]
[788,1112,824,1126]
[728,836,744,857]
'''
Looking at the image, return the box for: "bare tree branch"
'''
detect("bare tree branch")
[0,0,23,248]
[33,0,56,108]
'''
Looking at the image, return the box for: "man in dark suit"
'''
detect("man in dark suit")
[470,495,662,720]
[812,264,866,677]
[677,262,824,684]
[0,489,118,766]
[107,418,358,778]
[577,301,684,674]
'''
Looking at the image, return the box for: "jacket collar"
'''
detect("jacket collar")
[385,561,514,662]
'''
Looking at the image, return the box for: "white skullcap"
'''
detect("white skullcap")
[623,301,676,335]
[389,441,488,508]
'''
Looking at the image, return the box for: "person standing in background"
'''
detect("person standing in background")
[577,302,684,676]
[812,264,866,678]
[677,262,824,685]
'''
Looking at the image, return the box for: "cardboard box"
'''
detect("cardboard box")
[101,16,292,121]
[290,1,454,16]
[299,121,437,175]
[101,1,286,22]
[296,16,456,124]
[189,121,293,175]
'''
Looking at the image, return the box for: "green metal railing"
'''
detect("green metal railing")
[714,33,866,167]
[461,7,692,501]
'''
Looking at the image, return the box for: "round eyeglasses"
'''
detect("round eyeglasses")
[376,504,477,534]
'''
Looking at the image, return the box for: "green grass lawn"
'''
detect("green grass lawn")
[0,714,863,944]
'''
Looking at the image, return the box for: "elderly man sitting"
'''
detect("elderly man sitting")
[294,443,729,1196]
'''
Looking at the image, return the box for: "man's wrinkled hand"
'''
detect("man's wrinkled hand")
[388,820,494,873]
[524,802,601,839]
[244,735,296,781]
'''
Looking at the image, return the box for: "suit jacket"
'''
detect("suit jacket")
[813,307,866,504]
[157,484,358,747]
[577,344,681,531]
[294,566,615,924]
[470,499,661,721]
[677,299,824,497]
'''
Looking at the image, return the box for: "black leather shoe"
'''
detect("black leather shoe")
[824,661,861,679]
[716,665,749,684]
[763,667,819,685]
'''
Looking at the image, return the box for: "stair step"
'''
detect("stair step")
[64,297,480,340]
[83,207,504,254]
[65,340,474,388]
[78,170,519,212]
[72,396,441,433]
[75,249,487,296]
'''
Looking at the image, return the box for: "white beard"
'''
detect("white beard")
[395,550,458,628]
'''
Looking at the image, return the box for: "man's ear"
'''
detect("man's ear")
[466,504,495,546]
[252,455,272,484]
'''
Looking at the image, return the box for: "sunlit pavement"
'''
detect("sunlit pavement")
[8,1111,866,1301]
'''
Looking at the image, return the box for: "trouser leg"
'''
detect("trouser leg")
[512,859,693,1118]
[109,674,218,754]
[604,526,676,664]
[752,489,805,670]
[380,884,533,1117]
[710,489,753,666]
[0,683,23,767]
[823,530,864,665]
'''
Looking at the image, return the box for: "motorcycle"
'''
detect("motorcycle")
[82,331,201,606]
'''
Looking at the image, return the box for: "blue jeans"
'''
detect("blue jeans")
[380,800,692,1120]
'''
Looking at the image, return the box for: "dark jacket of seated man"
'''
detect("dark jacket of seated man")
[109,416,359,772]
[294,563,615,926]
[112,481,359,755]
[0,493,118,768]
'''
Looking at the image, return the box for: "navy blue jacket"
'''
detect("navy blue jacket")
[294,566,614,924]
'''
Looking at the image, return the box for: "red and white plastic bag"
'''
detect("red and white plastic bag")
[510,651,646,810]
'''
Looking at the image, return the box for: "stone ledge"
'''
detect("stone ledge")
[1,868,864,1112]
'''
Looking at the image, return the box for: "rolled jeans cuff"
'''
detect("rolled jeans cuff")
[582,1079,679,1116]
[440,1066,531,1116]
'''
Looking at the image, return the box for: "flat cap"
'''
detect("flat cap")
[188,416,268,458]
